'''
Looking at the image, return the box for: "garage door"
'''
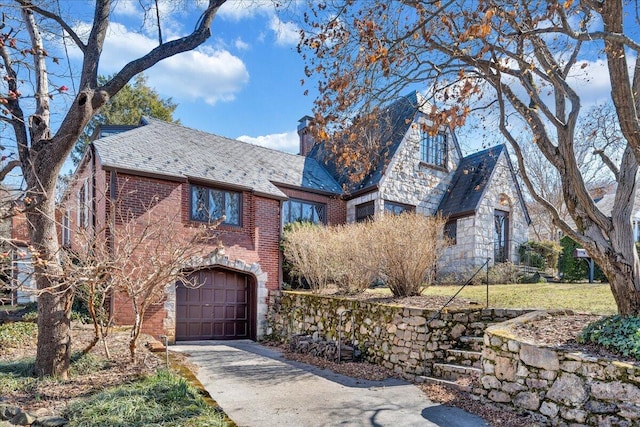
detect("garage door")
[176,269,252,340]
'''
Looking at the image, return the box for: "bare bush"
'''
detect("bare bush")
[282,222,333,292]
[370,213,448,297]
[328,223,378,294]
[282,213,449,296]
[487,262,521,285]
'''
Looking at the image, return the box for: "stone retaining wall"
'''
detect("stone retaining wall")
[482,310,640,426]
[267,291,528,378]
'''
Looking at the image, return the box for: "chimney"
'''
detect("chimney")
[297,116,315,156]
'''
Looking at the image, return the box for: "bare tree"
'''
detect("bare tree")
[1,0,227,377]
[300,0,640,315]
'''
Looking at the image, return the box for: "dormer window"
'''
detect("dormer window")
[420,131,447,168]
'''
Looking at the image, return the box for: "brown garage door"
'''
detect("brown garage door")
[176,269,252,340]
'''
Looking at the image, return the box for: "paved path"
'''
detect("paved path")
[171,340,490,427]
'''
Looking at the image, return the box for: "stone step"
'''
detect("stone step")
[415,375,472,393]
[445,349,482,368]
[458,336,484,352]
[432,363,481,382]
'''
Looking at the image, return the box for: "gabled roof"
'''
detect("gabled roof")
[309,91,431,193]
[438,145,522,219]
[91,118,343,199]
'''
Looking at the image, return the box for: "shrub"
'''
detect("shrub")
[326,222,378,294]
[518,240,562,270]
[369,212,448,297]
[487,261,520,284]
[281,212,449,296]
[282,222,334,292]
[578,315,640,360]
[558,236,606,282]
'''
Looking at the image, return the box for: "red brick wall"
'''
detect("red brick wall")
[108,173,286,335]
[65,164,346,338]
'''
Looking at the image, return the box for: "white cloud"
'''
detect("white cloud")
[89,22,249,106]
[237,131,299,153]
[268,16,300,46]
[218,1,275,21]
[234,37,250,51]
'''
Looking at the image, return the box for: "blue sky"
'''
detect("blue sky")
[68,0,314,154]
[13,0,627,178]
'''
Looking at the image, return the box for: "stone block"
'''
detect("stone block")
[539,369,558,381]
[584,400,619,414]
[526,378,549,389]
[560,407,587,423]
[450,324,466,339]
[591,381,640,404]
[503,381,527,394]
[488,390,511,403]
[547,373,588,407]
[514,391,541,411]
[561,361,582,373]
[618,403,640,420]
[495,356,517,382]
[481,375,501,390]
[507,340,520,353]
[540,401,559,418]
[519,343,559,370]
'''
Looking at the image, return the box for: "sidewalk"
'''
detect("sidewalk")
[171,340,490,427]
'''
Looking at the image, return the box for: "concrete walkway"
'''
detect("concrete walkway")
[171,341,490,427]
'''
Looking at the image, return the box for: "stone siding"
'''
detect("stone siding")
[378,123,459,216]
[439,152,529,274]
[267,291,528,379]
[482,311,640,426]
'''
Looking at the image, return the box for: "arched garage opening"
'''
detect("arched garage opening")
[175,268,256,341]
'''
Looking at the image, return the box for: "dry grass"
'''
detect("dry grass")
[366,282,617,314]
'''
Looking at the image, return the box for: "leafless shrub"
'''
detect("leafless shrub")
[487,261,521,284]
[282,222,333,293]
[66,197,221,362]
[327,222,378,294]
[282,213,449,297]
[370,212,449,297]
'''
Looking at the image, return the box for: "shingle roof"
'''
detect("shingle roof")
[309,91,423,192]
[438,145,505,218]
[92,118,343,199]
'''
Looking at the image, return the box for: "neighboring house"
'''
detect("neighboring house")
[305,91,530,277]
[63,91,529,342]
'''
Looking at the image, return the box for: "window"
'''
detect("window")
[420,131,447,168]
[190,185,241,226]
[355,201,375,222]
[444,219,457,245]
[77,179,89,229]
[494,210,509,263]
[282,199,326,226]
[384,201,414,215]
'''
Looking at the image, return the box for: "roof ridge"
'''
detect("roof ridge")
[141,116,307,161]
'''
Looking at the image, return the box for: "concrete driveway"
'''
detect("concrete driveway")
[171,340,490,427]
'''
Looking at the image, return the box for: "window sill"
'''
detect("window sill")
[418,161,448,173]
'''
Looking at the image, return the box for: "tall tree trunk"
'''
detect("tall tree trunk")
[27,165,72,378]
[30,203,73,378]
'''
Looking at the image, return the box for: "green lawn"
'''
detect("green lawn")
[375,282,617,315]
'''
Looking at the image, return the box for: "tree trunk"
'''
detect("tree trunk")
[28,168,73,378]
[30,205,73,378]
